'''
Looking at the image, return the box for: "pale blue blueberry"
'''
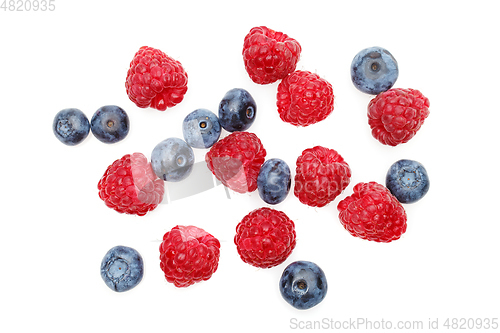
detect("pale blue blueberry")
[351,46,398,95]
[53,108,90,146]
[386,159,429,204]
[182,109,221,148]
[90,105,129,144]
[151,137,194,182]
[100,246,144,292]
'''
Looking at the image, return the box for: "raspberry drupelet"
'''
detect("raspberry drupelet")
[368,88,430,146]
[125,46,188,111]
[337,181,407,242]
[205,131,266,194]
[294,146,351,207]
[242,26,301,85]
[277,70,334,127]
[234,207,296,269]
[97,153,165,216]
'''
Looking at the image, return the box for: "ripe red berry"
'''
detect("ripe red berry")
[125,46,188,111]
[337,182,407,243]
[242,26,301,85]
[234,207,296,269]
[97,153,165,216]
[277,70,334,127]
[294,146,351,207]
[159,225,220,288]
[205,131,266,193]
[368,88,430,146]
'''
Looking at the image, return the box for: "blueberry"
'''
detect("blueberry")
[351,46,398,95]
[257,158,291,205]
[100,245,144,292]
[90,105,129,144]
[151,137,194,182]
[182,109,222,149]
[218,88,256,132]
[53,108,90,146]
[279,261,328,310]
[386,159,430,204]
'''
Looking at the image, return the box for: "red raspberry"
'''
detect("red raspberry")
[205,131,266,193]
[234,207,296,269]
[159,225,220,288]
[337,182,407,243]
[242,26,301,84]
[277,70,334,127]
[125,46,188,111]
[294,146,351,207]
[97,153,165,216]
[368,88,430,146]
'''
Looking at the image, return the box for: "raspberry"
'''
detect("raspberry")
[125,46,188,111]
[234,207,296,269]
[159,225,220,288]
[294,146,351,207]
[277,70,334,127]
[368,88,430,146]
[242,26,301,84]
[205,131,266,193]
[337,182,407,243]
[97,153,165,216]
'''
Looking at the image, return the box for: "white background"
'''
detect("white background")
[1,1,499,332]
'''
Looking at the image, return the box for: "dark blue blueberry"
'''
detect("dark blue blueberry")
[386,159,430,204]
[257,158,291,205]
[151,137,194,182]
[279,261,328,310]
[218,88,256,132]
[90,105,129,144]
[351,46,398,95]
[53,108,90,146]
[100,245,144,292]
[182,109,222,149]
